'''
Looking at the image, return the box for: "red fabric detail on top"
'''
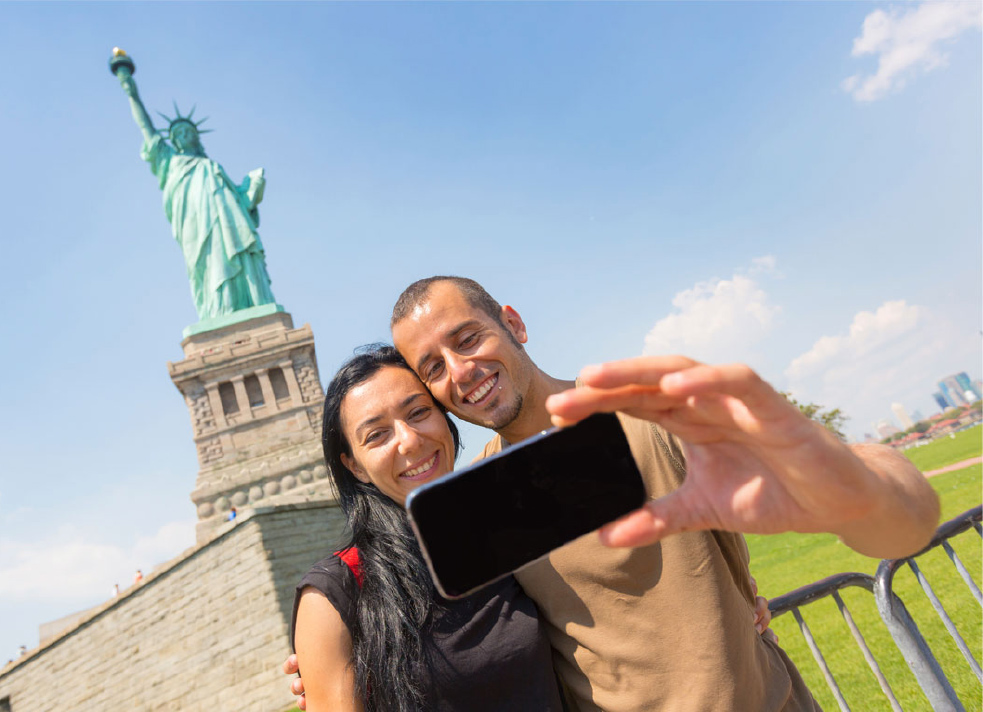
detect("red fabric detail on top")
[335,547,363,587]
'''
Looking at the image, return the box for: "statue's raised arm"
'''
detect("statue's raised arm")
[109,48,280,333]
[110,49,157,145]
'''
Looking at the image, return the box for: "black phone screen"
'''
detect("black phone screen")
[405,412,647,598]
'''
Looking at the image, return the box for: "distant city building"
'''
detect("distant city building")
[910,409,924,423]
[875,419,900,439]
[954,372,981,402]
[973,379,983,400]
[938,379,965,408]
[932,392,950,411]
[891,403,914,430]
[939,374,976,408]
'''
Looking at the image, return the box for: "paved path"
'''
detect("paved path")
[924,456,983,477]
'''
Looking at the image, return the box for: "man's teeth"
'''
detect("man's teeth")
[466,376,497,404]
[402,454,437,478]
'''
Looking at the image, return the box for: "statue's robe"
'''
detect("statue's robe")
[142,134,276,319]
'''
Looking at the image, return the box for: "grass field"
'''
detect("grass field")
[749,464,982,711]
[903,424,982,472]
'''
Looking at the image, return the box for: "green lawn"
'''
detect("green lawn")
[749,465,982,711]
[903,424,982,472]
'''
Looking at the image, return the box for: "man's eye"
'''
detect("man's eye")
[426,362,444,380]
[460,333,479,347]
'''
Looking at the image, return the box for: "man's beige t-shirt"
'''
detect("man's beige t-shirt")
[477,414,819,712]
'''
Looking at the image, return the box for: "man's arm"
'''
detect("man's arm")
[545,356,939,559]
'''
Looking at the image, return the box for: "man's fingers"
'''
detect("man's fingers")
[298,694,307,711]
[579,356,701,389]
[291,678,305,695]
[754,594,772,634]
[546,385,678,425]
[282,654,299,676]
[598,491,703,548]
[660,363,778,411]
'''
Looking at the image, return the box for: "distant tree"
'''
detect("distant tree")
[971,401,982,414]
[942,407,964,421]
[913,421,931,434]
[780,392,849,441]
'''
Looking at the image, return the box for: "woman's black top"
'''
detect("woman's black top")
[291,551,565,711]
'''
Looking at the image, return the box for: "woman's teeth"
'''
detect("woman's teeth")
[401,453,437,478]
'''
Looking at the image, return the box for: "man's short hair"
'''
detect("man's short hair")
[391,276,504,328]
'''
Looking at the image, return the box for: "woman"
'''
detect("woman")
[291,345,566,712]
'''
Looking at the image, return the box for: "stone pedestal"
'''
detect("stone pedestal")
[168,311,335,543]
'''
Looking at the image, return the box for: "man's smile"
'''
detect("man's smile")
[465,373,499,405]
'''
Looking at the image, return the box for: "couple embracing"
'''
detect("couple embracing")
[287,276,939,712]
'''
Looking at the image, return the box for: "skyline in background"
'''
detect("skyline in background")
[0,2,979,661]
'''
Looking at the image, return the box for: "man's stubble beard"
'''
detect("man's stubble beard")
[486,391,524,433]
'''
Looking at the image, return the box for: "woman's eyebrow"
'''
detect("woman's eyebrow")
[354,394,427,434]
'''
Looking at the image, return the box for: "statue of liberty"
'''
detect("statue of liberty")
[110,49,280,332]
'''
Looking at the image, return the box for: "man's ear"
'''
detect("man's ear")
[500,305,528,344]
[340,453,371,484]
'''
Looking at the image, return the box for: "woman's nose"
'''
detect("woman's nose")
[394,419,424,454]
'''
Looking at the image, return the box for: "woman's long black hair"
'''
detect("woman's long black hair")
[321,344,461,712]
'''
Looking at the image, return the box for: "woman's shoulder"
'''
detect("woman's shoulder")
[292,549,361,648]
[299,549,362,596]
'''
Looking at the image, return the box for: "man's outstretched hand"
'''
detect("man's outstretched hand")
[546,356,939,559]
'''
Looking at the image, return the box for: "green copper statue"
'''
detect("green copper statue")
[110,48,279,330]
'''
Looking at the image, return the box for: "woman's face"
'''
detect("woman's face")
[339,366,455,506]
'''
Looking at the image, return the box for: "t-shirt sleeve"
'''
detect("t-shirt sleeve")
[290,555,359,652]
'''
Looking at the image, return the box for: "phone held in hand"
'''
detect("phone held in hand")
[405,412,647,599]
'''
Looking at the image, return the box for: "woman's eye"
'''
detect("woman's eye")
[364,430,384,444]
[409,407,431,420]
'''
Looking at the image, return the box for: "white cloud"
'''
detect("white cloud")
[786,300,926,380]
[843,2,982,102]
[643,257,780,365]
[784,300,977,438]
[0,519,195,602]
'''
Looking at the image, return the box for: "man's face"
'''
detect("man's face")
[392,282,532,431]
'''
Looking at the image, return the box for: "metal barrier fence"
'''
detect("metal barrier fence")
[769,505,982,712]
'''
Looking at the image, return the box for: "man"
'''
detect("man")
[288,276,939,710]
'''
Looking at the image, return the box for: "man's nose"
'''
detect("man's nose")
[443,351,475,384]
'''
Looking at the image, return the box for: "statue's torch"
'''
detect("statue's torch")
[109,47,135,78]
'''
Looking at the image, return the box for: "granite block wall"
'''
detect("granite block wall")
[0,502,347,712]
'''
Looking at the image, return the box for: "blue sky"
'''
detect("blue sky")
[0,2,979,661]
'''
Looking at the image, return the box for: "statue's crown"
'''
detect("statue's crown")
[157,102,213,138]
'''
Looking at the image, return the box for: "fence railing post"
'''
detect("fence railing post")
[875,559,966,711]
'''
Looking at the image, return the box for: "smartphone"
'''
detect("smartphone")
[405,412,647,599]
